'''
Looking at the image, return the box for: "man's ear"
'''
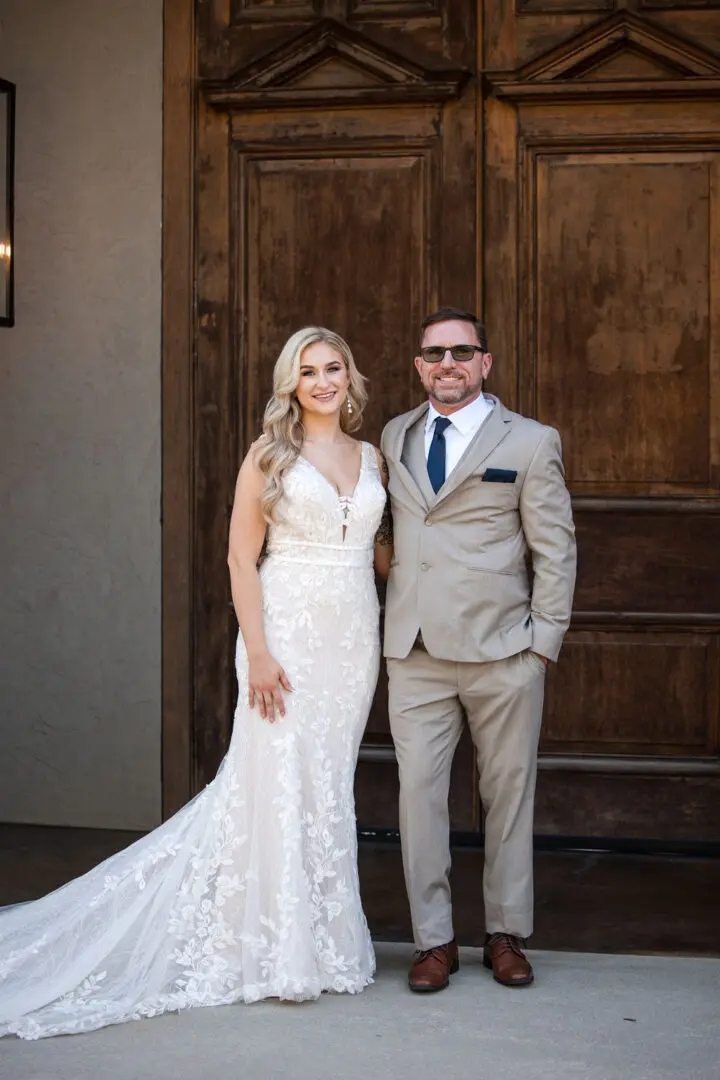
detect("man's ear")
[482,352,494,380]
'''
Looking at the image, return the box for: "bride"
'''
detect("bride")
[0,327,392,1039]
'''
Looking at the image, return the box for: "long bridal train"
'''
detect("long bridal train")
[0,441,384,1040]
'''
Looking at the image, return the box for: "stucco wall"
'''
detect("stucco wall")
[0,0,163,829]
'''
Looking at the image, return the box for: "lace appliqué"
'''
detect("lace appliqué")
[0,443,385,1039]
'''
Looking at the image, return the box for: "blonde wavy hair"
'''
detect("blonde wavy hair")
[255,327,368,522]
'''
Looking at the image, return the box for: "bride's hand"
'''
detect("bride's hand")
[247,651,292,722]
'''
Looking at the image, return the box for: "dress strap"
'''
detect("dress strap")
[362,441,380,474]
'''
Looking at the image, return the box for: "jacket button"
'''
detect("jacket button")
[425,517,433,526]
[420,563,429,571]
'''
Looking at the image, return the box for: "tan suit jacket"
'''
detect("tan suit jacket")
[381,395,576,663]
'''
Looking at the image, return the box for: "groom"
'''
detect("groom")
[381,307,576,992]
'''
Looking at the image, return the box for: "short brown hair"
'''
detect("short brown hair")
[420,307,488,351]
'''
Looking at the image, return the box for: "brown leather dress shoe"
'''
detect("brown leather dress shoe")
[483,933,534,987]
[408,939,459,993]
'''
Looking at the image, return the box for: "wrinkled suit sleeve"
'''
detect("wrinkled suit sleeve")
[519,427,576,662]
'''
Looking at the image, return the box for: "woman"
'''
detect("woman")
[0,327,392,1039]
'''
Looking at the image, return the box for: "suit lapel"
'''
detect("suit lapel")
[390,402,431,509]
[403,414,436,506]
[432,397,513,509]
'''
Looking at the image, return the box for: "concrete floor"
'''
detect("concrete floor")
[0,944,718,1080]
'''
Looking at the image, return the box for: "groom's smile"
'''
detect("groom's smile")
[414,317,493,413]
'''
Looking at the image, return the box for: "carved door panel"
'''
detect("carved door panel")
[483,6,720,842]
[188,1,720,860]
[193,4,481,832]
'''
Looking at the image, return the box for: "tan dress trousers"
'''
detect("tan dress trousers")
[388,645,546,949]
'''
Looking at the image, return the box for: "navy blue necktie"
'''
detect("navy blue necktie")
[427,416,452,494]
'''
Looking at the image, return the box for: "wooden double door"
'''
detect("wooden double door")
[163,0,720,876]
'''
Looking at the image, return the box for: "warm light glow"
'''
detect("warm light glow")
[0,242,10,259]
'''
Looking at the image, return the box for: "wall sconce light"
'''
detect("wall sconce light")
[0,78,16,328]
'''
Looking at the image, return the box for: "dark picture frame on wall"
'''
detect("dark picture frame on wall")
[0,77,16,328]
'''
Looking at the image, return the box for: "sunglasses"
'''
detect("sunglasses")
[419,345,485,364]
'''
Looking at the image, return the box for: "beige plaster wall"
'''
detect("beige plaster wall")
[0,0,163,829]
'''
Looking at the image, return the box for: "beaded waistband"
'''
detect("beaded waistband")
[265,539,374,569]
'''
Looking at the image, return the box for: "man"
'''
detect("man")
[381,307,576,992]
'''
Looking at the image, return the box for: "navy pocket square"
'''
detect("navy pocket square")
[482,468,517,483]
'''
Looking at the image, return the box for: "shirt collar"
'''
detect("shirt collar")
[425,393,493,435]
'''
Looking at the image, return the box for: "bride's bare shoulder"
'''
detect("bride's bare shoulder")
[234,438,269,493]
[242,436,270,467]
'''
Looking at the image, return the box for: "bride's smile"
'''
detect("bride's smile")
[295,340,350,417]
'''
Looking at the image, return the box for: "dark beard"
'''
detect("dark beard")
[430,377,483,406]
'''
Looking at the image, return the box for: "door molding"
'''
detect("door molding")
[202,18,469,109]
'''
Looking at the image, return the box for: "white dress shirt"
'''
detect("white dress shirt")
[424,393,493,478]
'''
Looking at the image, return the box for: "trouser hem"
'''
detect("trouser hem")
[485,913,534,939]
[414,928,456,950]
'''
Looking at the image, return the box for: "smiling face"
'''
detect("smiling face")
[295,340,350,418]
[415,318,493,414]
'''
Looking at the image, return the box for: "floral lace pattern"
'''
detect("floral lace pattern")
[0,443,385,1039]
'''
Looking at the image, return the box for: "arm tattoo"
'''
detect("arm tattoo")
[375,495,393,547]
[375,451,393,546]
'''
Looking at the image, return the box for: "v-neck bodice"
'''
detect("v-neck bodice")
[265,441,386,566]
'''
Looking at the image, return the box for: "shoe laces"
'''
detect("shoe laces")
[487,933,524,957]
[414,944,449,964]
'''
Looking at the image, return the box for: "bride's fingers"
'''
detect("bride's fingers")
[249,683,285,721]
[265,690,276,723]
[273,687,286,719]
[279,671,293,693]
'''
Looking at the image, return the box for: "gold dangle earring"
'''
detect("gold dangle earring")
[347,393,353,416]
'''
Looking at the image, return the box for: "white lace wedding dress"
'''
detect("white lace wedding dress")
[0,441,386,1039]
